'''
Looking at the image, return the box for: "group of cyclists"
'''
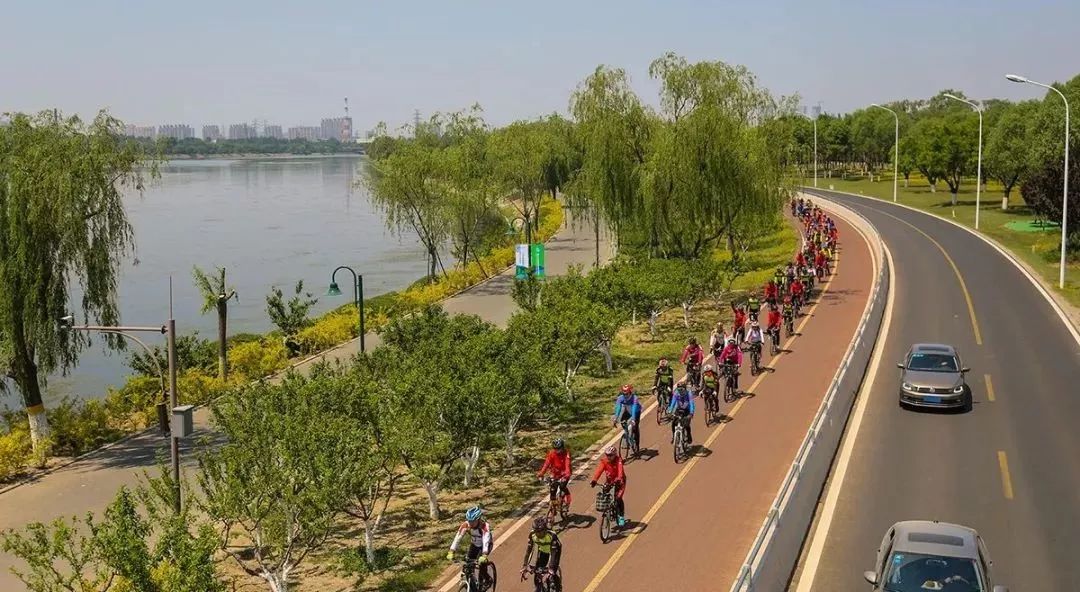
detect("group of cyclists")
[447,198,840,592]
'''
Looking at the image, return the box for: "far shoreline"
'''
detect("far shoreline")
[165,152,366,161]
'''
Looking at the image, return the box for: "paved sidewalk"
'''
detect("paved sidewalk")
[0,214,611,587]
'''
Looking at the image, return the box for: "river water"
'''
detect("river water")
[6,156,429,406]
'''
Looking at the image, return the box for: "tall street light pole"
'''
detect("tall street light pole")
[944,94,984,230]
[328,266,365,353]
[797,111,818,188]
[1007,74,1071,289]
[870,104,899,203]
[59,317,182,512]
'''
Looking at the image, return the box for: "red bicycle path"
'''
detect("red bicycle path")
[436,212,875,591]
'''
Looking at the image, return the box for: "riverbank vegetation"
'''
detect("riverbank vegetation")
[128,136,365,157]
[2,52,802,592]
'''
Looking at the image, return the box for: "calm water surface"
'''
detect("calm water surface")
[12,156,428,405]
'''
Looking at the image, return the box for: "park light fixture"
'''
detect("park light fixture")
[1006,73,1071,289]
[326,281,342,296]
[870,104,899,203]
[942,93,985,229]
[328,266,365,352]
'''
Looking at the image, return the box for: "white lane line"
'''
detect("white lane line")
[792,239,898,592]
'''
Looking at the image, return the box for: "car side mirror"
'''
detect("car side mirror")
[961,367,971,373]
[896,362,904,369]
[992,587,1008,592]
[863,571,879,585]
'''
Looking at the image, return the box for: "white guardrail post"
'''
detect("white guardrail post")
[729,193,889,591]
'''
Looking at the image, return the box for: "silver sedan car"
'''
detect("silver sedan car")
[865,520,1007,591]
[897,344,971,411]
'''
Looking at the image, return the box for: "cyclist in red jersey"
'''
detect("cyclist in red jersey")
[537,438,572,510]
[590,446,627,526]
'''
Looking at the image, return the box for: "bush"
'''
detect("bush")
[295,306,358,353]
[105,376,163,430]
[229,339,288,379]
[0,428,31,481]
[47,398,125,457]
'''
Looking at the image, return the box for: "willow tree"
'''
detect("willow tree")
[442,107,503,273]
[364,120,450,282]
[488,121,551,242]
[192,266,237,380]
[0,111,153,453]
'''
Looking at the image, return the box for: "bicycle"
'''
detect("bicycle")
[701,382,720,426]
[672,412,689,463]
[617,419,639,459]
[454,558,498,592]
[595,482,621,543]
[784,312,795,338]
[521,565,563,592]
[686,361,702,389]
[768,327,781,356]
[746,342,763,376]
[653,384,672,425]
[722,362,739,403]
[543,477,569,526]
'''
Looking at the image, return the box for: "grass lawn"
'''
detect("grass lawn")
[806,174,1080,309]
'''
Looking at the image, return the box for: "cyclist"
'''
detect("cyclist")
[731,303,748,344]
[653,357,674,395]
[744,321,765,372]
[719,337,743,391]
[447,506,494,587]
[772,266,786,294]
[781,293,795,333]
[745,292,762,322]
[700,363,720,405]
[680,337,704,384]
[789,270,805,311]
[521,516,563,592]
[590,446,627,526]
[708,321,728,359]
[795,249,807,270]
[537,438,572,511]
[814,248,827,278]
[613,385,642,450]
[763,279,779,307]
[668,380,696,445]
[766,304,782,350]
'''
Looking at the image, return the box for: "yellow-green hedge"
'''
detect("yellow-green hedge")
[0,428,31,481]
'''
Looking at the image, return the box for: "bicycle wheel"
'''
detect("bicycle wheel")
[599,509,612,543]
[673,429,684,463]
[458,579,470,592]
[656,397,665,425]
[618,433,630,459]
[546,500,558,526]
[724,380,737,403]
[485,563,497,592]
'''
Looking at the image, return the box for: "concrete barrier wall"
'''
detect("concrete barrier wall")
[730,194,890,591]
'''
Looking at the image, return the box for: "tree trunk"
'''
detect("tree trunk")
[462,446,480,488]
[726,233,736,257]
[422,481,441,520]
[647,311,658,338]
[929,182,937,193]
[11,329,50,459]
[563,366,577,401]
[681,302,692,328]
[504,415,521,467]
[217,299,228,380]
[598,340,613,373]
[1002,187,1011,211]
[903,174,910,188]
[364,521,378,566]
[950,190,958,206]
[261,570,289,592]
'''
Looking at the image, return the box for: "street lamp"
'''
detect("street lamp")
[796,110,818,188]
[870,103,899,203]
[943,94,984,230]
[59,315,182,512]
[1007,73,1071,289]
[328,266,365,353]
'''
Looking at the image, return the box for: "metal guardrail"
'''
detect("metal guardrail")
[729,194,890,591]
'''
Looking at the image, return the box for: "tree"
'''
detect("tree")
[849,108,895,175]
[985,101,1038,209]
[0,111,155,455]
[192,266,238,380]
[1021,159,1080,253]
[937,112,979,205]
[441,107,504,273]
[488,121,550,242]
[909,116,947,193]
[197,375,353,592]
[897,135,917,188]
[265,280,317,337]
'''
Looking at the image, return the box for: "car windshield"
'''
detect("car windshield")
[907,353,959,372]
[882,552,983,592]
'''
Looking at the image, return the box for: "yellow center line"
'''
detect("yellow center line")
[984,374,996,402]
[581,252,843,592]
[857,205,982,346]
[997,451,1015,500]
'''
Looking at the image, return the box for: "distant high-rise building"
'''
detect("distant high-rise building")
[287,126,320,141]
[228,123,256,140]
[320,117,353,142]
[202,125,222,141]
[264,125,284,139]
[158,124,194,140]
[123,124,156,139]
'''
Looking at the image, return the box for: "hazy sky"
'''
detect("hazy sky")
[3,0,1076,132]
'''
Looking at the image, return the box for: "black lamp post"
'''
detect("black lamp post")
[328,266,365,353]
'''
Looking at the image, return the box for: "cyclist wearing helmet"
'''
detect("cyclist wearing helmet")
[773,266,786,293]
[613,385,642,450]
[590,446,627,526]
[763,279,779,307]
[745,320,765,348]
[719,337,743,391]
[653,358,674,392]
[668,380,696,445]
[447,506,494,586]
[709,322,728,358]
[746,292,762,322]
[520,516,563,592]
[680,336,704,367]
[731,303,748,344]
[766,304,782,346]
[537,438,572,510]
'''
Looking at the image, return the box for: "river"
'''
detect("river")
[5,156,429,407]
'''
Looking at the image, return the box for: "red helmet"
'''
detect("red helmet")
[620,384,633,395]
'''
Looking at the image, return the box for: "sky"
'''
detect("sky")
[2,0,1077,133]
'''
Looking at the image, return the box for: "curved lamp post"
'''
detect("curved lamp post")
[1007,74,1071,289]
[943,94,984,230]
[328,266,365,353]
[870,103,899,203]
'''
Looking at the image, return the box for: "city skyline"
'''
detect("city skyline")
[1,1,1078,130]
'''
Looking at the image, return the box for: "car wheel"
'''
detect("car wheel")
[962,390,973,412]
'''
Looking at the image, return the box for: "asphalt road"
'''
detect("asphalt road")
[431,213,876,591]
[792,190,1080,591]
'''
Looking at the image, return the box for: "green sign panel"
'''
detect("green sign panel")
[530,243,545,278]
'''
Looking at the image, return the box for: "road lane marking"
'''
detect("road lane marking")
[984,374,996,402]
[582,239,847,592]
[855,204,983,346]
[793,239,896,592]
[997,451,1014,500]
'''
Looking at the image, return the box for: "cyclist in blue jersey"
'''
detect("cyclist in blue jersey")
[667,380,696,445]
[613,384,642,449]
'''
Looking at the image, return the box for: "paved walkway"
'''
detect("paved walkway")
[0,214,611,588]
